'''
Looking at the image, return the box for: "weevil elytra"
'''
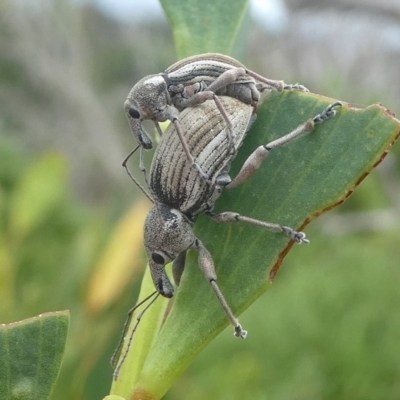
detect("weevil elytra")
[124,53,309,179]
[112,96,342,379]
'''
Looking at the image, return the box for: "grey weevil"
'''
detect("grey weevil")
[124,53,309,179]
[112,96,342,379]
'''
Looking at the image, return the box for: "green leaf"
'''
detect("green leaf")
[160,0,249,58]
[110,272,169,399]
[121,92,400,399]
[0,311,70,400]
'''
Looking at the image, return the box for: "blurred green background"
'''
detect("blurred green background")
[1,1,400,399]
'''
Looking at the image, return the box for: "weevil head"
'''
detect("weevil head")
[125,74,172,149]
[126,73,171,118]
[144,203,195,298]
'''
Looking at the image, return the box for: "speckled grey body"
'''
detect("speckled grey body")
[124,53,308,177]
[164,53,260,107]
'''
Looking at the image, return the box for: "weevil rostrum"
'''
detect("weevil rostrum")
[112,95,342,379]
[123,53,309,180]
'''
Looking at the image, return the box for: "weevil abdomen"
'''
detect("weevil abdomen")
[166,53,247,75]
[149,97,255,216]
[166,53,258,103]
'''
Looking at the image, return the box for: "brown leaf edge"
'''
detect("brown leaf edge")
[269,103,400,281]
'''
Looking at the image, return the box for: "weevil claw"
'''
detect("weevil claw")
[234,323,248,339]
[284,83,309,92]
[313,101,342,124]
[282,226,310,244]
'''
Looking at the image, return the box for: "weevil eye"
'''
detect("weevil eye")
[152,252,165,265]
[128,108,140,119]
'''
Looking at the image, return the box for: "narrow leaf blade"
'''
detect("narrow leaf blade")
[0,311,70,400]
[131,92,400,399]
[160,0,249,58]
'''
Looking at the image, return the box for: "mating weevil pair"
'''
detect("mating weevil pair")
[112,53,342,379]
[143,98,340,334]
[123,53,308,180]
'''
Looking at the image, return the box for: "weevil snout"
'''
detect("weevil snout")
[149,256,175,298]
[124,99,152,149]
[125,74,174,149]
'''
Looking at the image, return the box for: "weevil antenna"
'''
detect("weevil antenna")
[111,290,160,380]
[122,145,154,203]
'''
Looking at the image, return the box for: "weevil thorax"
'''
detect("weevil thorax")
[144,203,195,268]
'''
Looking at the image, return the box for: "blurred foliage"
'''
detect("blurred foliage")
[0,0,400,400]
[0,1,176,203]
[0,139,148,399]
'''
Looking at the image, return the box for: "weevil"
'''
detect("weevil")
[112,96,342,379]
[124,53,309,179]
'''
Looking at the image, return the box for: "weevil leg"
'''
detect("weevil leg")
[111,291,160,380]
[215,172,232,186]
[138,145,150,186]
[206,67,248,92]
[226,102,342,189]
[195,239,247,339]
[154,120,164,138]
[163,104,211,181]
[172,116,212,182]
[213,94,235,155]
[215,163,234,186]
[199,66,306,98]
[246,69,309,93]
[312,101,342,123]
[179,90,236,156]
[172,251,187,287]
[206,211,310,244]
[177,67,262,156]
[122,145,154,203]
